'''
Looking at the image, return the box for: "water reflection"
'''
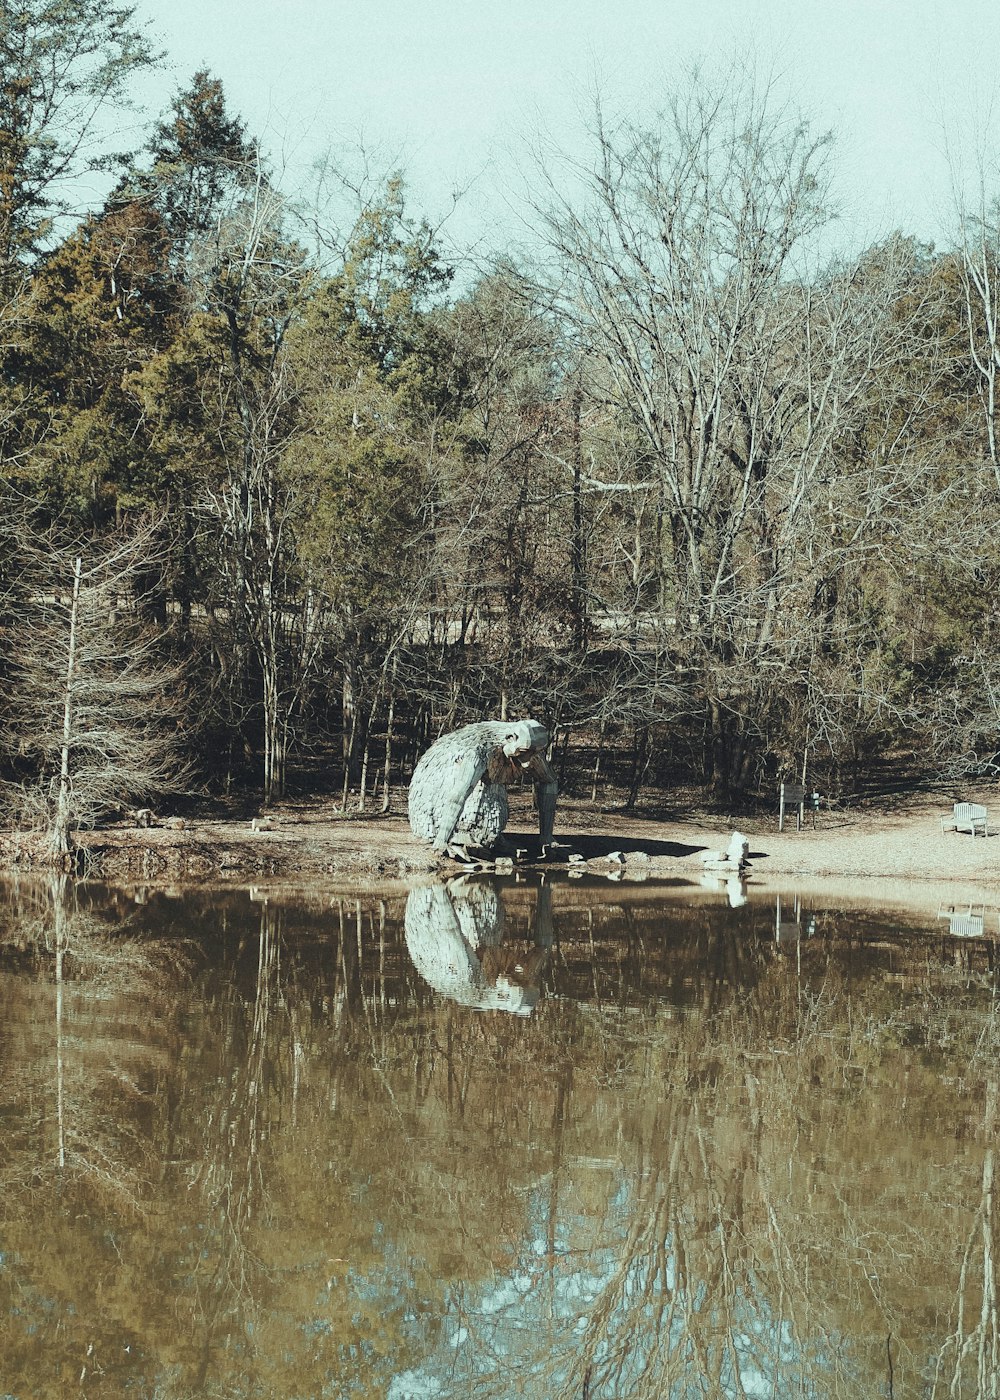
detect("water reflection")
[698,869,749,906]
[0,874,999,1398]
[404,877,551,1015]
[937,903,988,937]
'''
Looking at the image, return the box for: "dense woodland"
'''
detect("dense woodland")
[3,1,1000,850]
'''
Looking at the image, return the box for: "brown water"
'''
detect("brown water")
[1,873,998,1399]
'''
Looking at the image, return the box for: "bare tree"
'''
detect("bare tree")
[527,67,929,794]
[425,272,575,720]
[188,155,330,802]
[8,521,189,859]
[949,132,1000,490]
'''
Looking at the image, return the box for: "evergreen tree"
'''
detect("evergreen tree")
[3,202,176,521]
[111,69,259,279]
[0,0,160,276]
[284,181,454,797]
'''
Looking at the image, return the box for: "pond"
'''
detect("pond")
[1,873,998,1399]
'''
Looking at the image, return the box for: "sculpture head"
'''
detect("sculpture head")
[500,720,549,762]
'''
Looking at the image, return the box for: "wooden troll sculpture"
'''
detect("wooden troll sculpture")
[408,720,557,861]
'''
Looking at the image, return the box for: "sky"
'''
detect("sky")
[123,0,1000,264]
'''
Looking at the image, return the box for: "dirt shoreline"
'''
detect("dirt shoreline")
[2,788,998,916]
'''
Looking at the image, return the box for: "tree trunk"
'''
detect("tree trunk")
[53,556,82,859]
[342,666,356,763]
[358,690,380,812]
[262,651,285,804]
[708,699,728,797]
[556,725,571,786]
[381,676,396,813]
[341,708,357,810]
[626,725,649,809]
[570,382,588,654]
[591,719,607,803]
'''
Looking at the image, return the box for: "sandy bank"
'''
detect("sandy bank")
[0,789,997,916]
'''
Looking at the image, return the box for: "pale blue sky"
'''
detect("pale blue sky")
[126,0,1000,260]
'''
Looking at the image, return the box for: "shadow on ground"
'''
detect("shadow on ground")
[509,831,710,863]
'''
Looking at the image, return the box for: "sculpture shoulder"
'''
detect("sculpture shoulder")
[412,723,505,776]
[421,722,508,756]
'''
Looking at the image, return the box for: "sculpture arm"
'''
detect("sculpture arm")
[526,752,558,854]
[427,749,488,853]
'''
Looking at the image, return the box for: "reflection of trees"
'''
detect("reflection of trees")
[933,1078,1000,1399]
[183,899,286,1391]
[0,875,182,1191]
[2,880,1000,1396]
[0,876,189,1394]
[397,939,1000,1399]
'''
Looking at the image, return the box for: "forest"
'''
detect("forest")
[3,0,1000,854]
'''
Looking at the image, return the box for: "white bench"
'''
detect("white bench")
[941,802,990,837]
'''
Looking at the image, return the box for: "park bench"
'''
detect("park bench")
[940,802,990,837]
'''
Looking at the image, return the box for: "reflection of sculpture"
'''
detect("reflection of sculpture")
[408,720,557,861]
[404,878,552,1016]
[699,872,749,908]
